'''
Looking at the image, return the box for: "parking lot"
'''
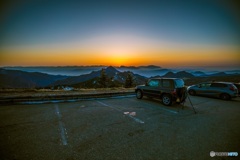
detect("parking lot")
[0,95,240,160]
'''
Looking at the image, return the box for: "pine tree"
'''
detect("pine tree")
[99,68,107,88]
[125,72,134,88]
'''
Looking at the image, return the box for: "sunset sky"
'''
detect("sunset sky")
[0,0,239,68]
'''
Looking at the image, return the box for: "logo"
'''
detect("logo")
[210,151,238,157]
[210,151,215,157]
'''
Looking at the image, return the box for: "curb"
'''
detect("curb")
[0,92,135,105]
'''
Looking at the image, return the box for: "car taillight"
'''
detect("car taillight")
[172,89,177,95]
[229,86,235,91]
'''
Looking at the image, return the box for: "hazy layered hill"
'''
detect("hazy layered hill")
[0,66,147,88]
[0,69,67,88]
[52,66,147,87]
[184,75,240,85]
[3,66,240,77]
[118,65,169,77]
[2,66,103,76]
[161,71,238,78]
[192,71,207,77]
[162,71,195,78]
[0,66,239,88]
[210,72,227,76]
[3,65,169,77]
[119,65,161,69]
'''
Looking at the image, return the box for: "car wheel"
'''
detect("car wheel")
[220,93,231,100]
[162,94,172,106]
[188,89,196,96]
[136,90,143,99]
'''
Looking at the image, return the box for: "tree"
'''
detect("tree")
[99,68,107,88]
[125,72,134,88]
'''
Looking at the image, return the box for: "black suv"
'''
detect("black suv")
[135,78,187,106]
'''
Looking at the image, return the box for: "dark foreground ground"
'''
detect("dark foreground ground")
[0,95,240,160]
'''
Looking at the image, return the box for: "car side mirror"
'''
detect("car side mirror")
[198,85,201,88]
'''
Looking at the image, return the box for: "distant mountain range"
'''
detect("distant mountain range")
[0,68,67,88]
[162,71,195,78]
[3,65,239,77]
[52,66,146,86]
[191,71,206,77]
[0,66,239,88]
[0,67,147,88]
[119,65,161,69]
[118,65,170,77]
[70,67,147,88]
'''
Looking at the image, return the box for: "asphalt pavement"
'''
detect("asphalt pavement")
[0,95,240,160]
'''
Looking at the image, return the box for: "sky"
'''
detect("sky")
[0,0,240,68]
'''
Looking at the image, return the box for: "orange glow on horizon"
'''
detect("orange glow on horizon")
[0,44,239,67]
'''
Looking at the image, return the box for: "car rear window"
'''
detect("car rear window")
[174,79,184,88]
[200,83,211,88]
[162,79,173,88]
[234,83,240,88]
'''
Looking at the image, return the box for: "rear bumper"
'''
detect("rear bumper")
[230,93,238,98]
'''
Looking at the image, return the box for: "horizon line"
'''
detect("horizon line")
[1,64,240,69]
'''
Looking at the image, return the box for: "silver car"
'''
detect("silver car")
[187,82,238,100]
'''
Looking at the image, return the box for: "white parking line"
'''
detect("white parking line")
[55,104,68,145]
[159,108,178,114]
[96,101,144,124]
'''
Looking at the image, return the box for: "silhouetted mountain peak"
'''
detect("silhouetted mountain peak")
[105,66,120,76]
[106,66,119,72]
[193,71,206,74]
[139,65,161,69]
[163,71,194,78]
[0,69,67,88]
[164,71,175,76]
[176,71,194,77]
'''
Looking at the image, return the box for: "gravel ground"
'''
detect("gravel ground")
[0,95,239,160]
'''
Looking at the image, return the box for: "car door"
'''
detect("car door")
[161,79,174,91]
[209,83,227,97]
[196,83,211,95]
[142,79,161,97]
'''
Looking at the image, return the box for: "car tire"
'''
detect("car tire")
[162,94,172,106]
[136,90,143,99]
[220,93,231,100]
[188,89,196,96]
